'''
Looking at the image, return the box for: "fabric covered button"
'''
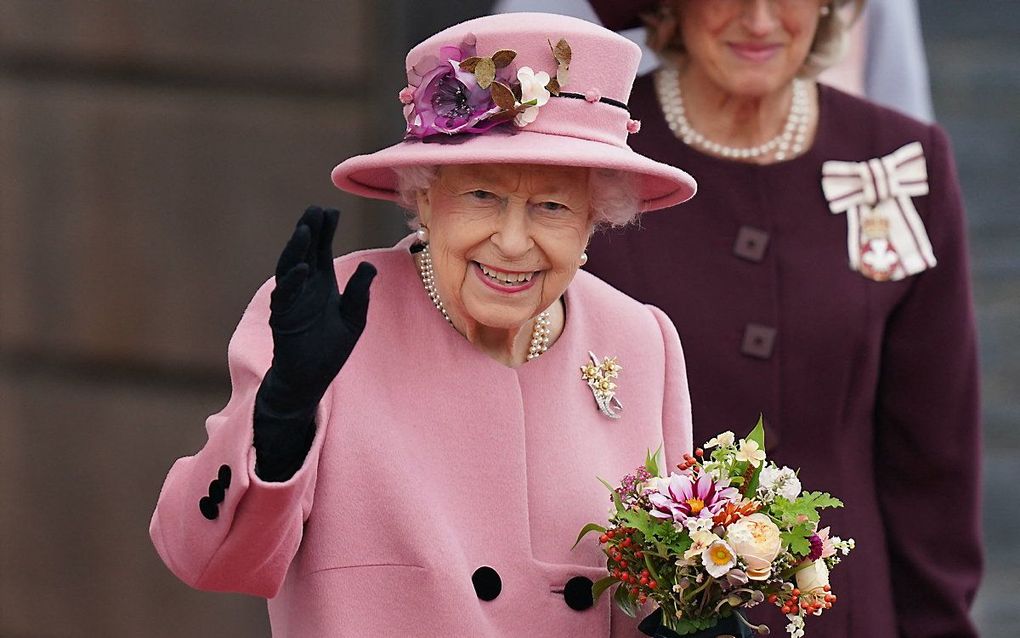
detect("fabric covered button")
[733,226,770,262]
[471,566,501,601]
[741,324,777,360]
[217,464,232,489]
[208,479,225,504]
[198,496,219,520]
[563,576,595,611]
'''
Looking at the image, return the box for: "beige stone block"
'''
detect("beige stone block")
[0,367,270,637]
[0,1,370,84]
[0,78,407,370]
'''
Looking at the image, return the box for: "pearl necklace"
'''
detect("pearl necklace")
[415,245,552,360]
[655,66,810,162]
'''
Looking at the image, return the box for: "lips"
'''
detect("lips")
[728,43,782,63]
[474,261,540,292]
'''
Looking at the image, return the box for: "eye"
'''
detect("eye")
[537,201,568,212]
[469,190,497,200]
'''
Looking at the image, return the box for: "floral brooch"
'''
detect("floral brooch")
[399,34,571,139]
[581,352,623,419]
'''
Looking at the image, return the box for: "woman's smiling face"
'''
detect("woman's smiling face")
[417,163,594,333]
[676,0,824,97]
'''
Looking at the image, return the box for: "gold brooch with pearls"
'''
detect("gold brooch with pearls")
[581,351,623,419]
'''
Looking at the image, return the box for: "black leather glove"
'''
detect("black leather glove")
[253,206,377,481]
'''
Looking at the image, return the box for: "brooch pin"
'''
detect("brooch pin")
[581,352,623,419]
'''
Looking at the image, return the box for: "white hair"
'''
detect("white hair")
[392,164,641,230]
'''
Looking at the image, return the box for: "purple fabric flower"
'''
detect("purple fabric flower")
[403,38,511,138]
[648,472,740,523]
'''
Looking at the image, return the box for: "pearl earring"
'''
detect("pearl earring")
[416,225,429,243]
[820,4,831,16]
[579,252,588,266]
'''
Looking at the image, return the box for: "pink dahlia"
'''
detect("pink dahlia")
[648,472,740,523]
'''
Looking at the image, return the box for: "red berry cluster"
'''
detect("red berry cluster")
[767,585,836,616]
[598,527,657,604]
[677,449,704,472]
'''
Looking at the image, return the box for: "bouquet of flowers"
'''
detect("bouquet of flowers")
[576,419,854,637]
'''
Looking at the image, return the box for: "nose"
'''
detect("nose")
[490,201,533,259]
[741,0,781,36]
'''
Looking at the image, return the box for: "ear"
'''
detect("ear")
[416,188,433,227]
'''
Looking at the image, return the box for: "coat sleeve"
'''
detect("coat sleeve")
[149,278,331,599]
[648,305,694,472]
[872,124,982,637]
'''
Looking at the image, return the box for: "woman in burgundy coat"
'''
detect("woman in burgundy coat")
[583,1,982,637]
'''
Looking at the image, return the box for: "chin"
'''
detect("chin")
[723,72,789,98]
[463,303,535,333]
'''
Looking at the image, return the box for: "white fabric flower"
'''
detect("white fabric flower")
[513,66,551,127]
[705,431,735,449]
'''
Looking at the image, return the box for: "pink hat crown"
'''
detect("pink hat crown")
[331,13,696,212]
[399,12,642,147]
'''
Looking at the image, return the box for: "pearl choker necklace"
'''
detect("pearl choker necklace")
[655,66,810,162]
[415,245,552,360]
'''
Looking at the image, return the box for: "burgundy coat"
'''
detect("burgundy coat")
[586,78,982,638]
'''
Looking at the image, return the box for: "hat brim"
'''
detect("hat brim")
[331,129,696,212]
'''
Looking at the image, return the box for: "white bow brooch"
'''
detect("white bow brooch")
[821,141,936,282]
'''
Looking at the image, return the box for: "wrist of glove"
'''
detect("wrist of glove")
[250,206,376,482]
[252,368,318,482]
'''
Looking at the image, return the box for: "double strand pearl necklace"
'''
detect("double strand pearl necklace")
[655,66,810,162]
[415,245,552,360]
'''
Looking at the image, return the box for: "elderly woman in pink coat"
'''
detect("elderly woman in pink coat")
[150,13,700,637]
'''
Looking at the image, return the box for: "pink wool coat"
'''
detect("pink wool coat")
[150,237,694,637]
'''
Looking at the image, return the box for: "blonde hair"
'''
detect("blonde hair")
[644,0,866,77]
[392,165,641,229]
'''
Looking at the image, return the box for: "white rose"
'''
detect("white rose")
[759,465,802,501]
[513,66,550,127]
[795,560,830,593]
[725,513,783,580]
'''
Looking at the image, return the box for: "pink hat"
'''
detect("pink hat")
[331,12,696,212]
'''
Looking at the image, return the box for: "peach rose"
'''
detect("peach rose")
[725,513,782,580]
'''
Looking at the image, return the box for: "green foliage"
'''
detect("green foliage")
[671,612,735,635]
[645,445,663,477]
[771,490,842,556]
[743,416,766,494]
[613,581,638,617]
[772,492,843,526]
[745,416,766,449]
[599,476,625,512]
[592,576,616,602]
[573,522,606,549]
[781,523,815,556]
